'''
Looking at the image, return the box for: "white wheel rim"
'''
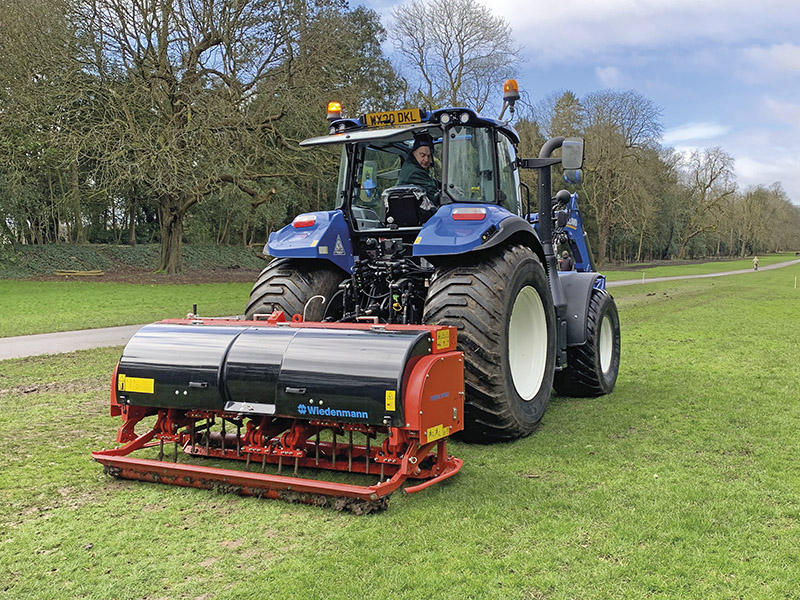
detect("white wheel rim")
[599,314,613,373]
[508,286,548,400]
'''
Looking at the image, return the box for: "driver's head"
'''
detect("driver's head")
[411,135,433,169]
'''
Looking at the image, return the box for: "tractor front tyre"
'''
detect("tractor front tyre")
[245,258,346,321]
[423,245,557,442]
[553,290,620,397]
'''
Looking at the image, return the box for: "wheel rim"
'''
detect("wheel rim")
[508,285,548,400]
[599,314,614,373]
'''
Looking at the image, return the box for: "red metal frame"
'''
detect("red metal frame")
[93,314,464,511]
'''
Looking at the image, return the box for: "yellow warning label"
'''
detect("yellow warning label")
[385,390,396,411]
[436,329,451,350]
[118,375,154,394]
[414,236,422,245]
[426,424,449,443]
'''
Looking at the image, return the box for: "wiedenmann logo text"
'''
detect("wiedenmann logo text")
[297,404,368,419]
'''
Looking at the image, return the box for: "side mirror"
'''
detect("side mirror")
[561,137,584,170]
[563,169,583,185]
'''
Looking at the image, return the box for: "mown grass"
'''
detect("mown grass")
[0,281,252,337]
[2,264,800,598]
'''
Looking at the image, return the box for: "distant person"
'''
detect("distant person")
[753,256,759,271]
[559,250,574,271]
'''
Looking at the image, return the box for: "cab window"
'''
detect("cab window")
[348,132,442,230]
[497,134,521,214]
[445,126,495,203]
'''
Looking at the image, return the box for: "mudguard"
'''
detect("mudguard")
[267,210,354,272]
[413,204,542,258]
[558,271,603,345]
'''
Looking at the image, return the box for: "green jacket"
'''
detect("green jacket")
[397,153,439,201]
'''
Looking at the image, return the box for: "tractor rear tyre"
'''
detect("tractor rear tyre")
[245,258,346,321]
[553,290,620,397]
[423,245,557,442]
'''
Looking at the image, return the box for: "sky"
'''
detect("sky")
[362,0,800,203]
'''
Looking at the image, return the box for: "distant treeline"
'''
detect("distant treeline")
[1,0,797,271]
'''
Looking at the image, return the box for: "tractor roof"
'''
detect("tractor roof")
[300,107,520,148]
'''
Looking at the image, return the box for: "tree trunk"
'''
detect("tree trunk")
[71,159,85,243]
[128,199,137,246]
[157,199,184,274]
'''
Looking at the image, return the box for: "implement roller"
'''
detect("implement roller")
[93,312,464,512]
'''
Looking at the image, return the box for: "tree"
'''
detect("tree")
[0,0,89,244]
[389,0,519,112]
[675,147,736,259]
[580,90,663,263]
[532,90,584,139]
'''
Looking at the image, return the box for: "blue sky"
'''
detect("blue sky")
[362,0,800,203]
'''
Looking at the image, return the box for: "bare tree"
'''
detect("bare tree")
[390,0,519,112]
[675,147,736,259]
[69,0,309,272]
[580,90,663,263]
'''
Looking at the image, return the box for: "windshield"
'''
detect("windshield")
[335,123,520,231]
[338,127,443,230]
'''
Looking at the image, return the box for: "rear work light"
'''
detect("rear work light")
[292,214,317,228]
[451,207,487,221]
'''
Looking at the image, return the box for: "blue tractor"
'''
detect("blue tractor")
[246,84,621,442]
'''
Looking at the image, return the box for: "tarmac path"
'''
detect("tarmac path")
[2,259,799,361]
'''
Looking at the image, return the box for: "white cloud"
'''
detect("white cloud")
[663,122,731,145]
[595,66,623,88]
[743,43,800,73]
[735,155,800,199]
[738,43,800,83]
[486,0,800,62]
[762,97,800,127]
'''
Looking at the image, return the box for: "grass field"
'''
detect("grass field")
[602,252,799,282]
[0,281,252,337]
[1,264,800,598]
[2,253,797,338]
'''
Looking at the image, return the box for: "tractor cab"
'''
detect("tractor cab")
[300,106,523,237]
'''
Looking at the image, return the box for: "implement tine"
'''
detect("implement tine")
[221,419,226,454]
[348,430,353,473]
[366,432,370,475]
[158,438,164,461]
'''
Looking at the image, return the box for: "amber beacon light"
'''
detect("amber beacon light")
[327,101,342,121]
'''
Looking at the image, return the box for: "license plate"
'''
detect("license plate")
[364,109,422,127]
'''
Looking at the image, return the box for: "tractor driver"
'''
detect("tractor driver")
[397,133,439,201]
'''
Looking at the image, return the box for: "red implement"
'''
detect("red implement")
[93,313,464,512]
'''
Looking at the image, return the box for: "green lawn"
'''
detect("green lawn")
[602,252,798,281]
[2,264,799,598]
[0,280,252,337]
